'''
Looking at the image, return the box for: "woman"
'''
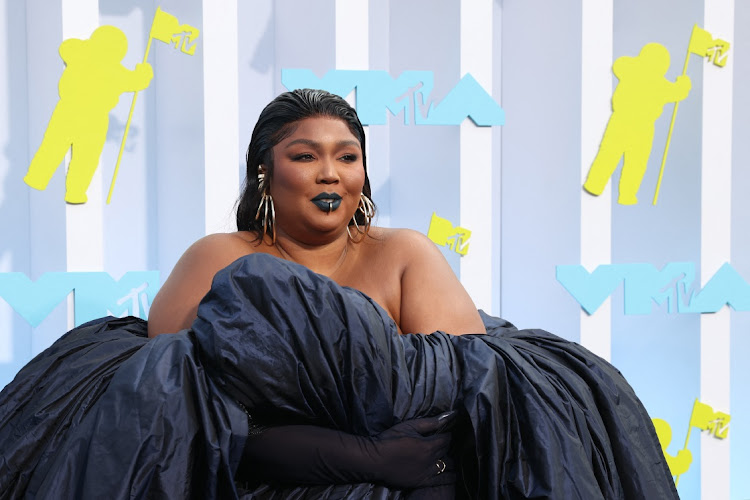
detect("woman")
[143,87,482,494]
[0,89,678,499]
[147,89,485,338]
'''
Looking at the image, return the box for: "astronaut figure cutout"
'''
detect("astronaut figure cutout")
[23,25,153,204]
[583,43,691,205]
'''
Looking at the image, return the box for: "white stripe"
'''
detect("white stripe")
[579,0,613,360]
[203,0,240,235]
[701,2,734,497]
[335,0,371,218]
[490,4,502,316]
[459,0,493,312]
[335,0,369,71]
[363,2,390,227]
[62,0,102,331]
[62,0,103,269]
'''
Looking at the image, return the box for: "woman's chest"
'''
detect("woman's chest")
[333,252,403,330]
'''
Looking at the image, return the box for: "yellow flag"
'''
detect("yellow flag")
[689,399,731,439]
[687,24,730,67]
[149,7,200,55]
[688,25,715,56]
[427,213,471,256]
[689,399,715,429]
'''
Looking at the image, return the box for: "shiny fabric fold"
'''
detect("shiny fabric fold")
[0,253,677,499]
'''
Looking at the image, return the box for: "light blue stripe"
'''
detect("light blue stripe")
[386,0,461,274]
[611,1,704,498]
[730,3,750,498]
[500,0,582,339]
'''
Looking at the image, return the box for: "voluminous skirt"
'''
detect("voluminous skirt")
[0,254,677,499]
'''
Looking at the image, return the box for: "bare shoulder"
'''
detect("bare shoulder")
[147,232,258,337]
[379,227,430,244]
[161,231,260,301]
[377,227,485,335]
[180,232,258,266]
[366,227,438,259]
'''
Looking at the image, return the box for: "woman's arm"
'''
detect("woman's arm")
[147,234,251,337]
[394,230,486,335]
[240,414,456,488]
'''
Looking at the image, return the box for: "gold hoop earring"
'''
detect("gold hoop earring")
[357,193,374,234]
[255,170,276,244]
[348,193,374,241]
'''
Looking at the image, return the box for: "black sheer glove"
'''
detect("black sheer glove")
[239,412,457,489]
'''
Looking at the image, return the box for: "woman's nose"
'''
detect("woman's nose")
[317,158,340,183]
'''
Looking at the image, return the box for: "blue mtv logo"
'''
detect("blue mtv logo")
[556,262,750,315]
[282,69,505,126]
[0,271,160,326]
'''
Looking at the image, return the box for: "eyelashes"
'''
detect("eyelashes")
[290,153,359,163]
[291,153,315,161]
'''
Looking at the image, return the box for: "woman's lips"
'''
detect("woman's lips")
[311,193,342,212]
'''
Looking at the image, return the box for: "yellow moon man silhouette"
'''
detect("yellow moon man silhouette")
[24,25,153,204]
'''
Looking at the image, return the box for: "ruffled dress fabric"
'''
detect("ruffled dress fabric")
[0,254,677,499]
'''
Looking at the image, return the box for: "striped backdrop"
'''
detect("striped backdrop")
[0,1,747,498]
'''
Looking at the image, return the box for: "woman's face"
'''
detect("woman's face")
[267,116,365,242]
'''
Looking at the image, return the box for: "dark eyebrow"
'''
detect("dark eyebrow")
[285,138,361,149]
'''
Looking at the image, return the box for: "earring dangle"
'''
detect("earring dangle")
[255,170,276,244]
[358,193,375,233]
[348,193,374,241]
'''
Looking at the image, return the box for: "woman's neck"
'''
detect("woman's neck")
[272,230,351,277]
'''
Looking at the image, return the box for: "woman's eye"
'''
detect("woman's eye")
[292,153,314,161]
[340,154,358,162]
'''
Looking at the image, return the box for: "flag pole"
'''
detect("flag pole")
[652,46,692,206]
[674,398,698,487]
[107,12,158,204]
[673,427,692,486]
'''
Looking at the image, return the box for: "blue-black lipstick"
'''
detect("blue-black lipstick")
[311,192,342,213]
